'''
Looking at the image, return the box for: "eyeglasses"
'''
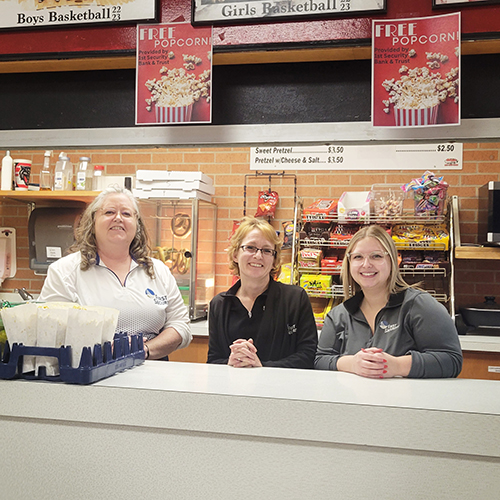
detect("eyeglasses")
[347,251,389,264]
[99,208,136,219]
[240,245,277,257]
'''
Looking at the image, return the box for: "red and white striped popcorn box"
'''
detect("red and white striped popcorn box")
[394,103,439,127]
[155,103,193,124]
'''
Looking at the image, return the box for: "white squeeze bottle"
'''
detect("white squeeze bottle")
[1,150,13,191]
[53,152,74,191]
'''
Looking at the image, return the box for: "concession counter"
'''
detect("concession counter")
[1,362,500,499]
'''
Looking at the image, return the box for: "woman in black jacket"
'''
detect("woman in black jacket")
[207,216,317,368]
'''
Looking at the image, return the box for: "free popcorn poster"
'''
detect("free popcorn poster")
[136,23,213,125]
[372,12,460,128]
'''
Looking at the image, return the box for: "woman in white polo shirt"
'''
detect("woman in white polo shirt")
[39,185,191,360]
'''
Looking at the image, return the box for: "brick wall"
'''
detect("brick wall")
[1,142,499,309]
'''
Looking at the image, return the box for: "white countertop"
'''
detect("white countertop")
[2,361,500,461]
[2,361,500,499]
[95,360,500,415]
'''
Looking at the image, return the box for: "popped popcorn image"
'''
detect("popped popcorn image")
[183,54,203,70]
[426,52,449,64]
[144,66,211,110]
[382,61,459,111]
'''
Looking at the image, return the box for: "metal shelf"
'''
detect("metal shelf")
[302,212,447,226]
[295,197,454,315]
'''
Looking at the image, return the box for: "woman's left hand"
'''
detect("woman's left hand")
[228,338,262,368]
[378,351,412,378]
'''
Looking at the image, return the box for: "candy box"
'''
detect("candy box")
[300,274,332,296]
[302,199,338,223]
[321,257,343,274]
[391,224,449,251]
[338,191,371,222]
[299,248,323,272]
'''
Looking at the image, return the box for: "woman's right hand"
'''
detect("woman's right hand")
[338,347,388,378]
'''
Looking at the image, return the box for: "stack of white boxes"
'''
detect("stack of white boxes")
[133,170,215,202]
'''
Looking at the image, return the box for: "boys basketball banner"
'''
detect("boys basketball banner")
[1,0,155,29]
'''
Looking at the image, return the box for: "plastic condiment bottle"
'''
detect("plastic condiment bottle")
[76,156,93,191]
[53,152,74,191]
[1,151,13,191]
[93,165,105,191]
[39,150,52,191]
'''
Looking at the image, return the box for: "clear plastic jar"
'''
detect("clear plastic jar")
[53,153,74,191]
[92,165,105,191]
[76,156,93,191]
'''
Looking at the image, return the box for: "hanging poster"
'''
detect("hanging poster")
[1,0,156,29]
[372,12,461,128]
[135,23,213,126]
[192,0,386,25]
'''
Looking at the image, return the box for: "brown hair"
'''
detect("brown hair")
[341,225,410,299]
[228,216,282,279]
[70,185,155,279]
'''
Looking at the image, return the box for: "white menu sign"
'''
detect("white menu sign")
[250,143,462,170]
[193,0,386,24]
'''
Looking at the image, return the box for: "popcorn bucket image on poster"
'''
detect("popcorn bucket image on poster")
[155,103,193,124]
[394,104,440,127]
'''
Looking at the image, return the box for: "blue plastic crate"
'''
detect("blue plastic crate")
[0,333,145,385]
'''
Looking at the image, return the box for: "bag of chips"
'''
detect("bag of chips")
[255,190,279,218]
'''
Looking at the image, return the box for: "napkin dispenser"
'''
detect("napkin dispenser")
[28,207,83,274]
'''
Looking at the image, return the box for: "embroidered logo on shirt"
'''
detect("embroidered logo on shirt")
[287,324,297,335]
[145,288,169,306]
[379,320,398,333]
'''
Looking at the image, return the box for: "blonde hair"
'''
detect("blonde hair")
[228,216,282,279]
[70,185,155,279]
[341,225,410,299]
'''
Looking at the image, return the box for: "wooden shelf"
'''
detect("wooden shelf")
[1,38,500,74]
[0,190,98,204]
[455,246,500,260]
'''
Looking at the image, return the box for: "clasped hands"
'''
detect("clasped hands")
[228,338,262,368]
[350,347,404,379]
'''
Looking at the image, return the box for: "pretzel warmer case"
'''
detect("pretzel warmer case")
[140,199,217,321]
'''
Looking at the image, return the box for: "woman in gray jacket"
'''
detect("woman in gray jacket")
[315,225,462,378]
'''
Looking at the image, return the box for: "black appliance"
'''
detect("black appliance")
[478,181,500,246]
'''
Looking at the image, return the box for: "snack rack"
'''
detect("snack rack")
[0,333,145,385]
[294,197,455,326]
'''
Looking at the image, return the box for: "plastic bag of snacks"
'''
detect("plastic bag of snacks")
[403,171,448,217]
[255,190,279,218]
[282,221,294,249]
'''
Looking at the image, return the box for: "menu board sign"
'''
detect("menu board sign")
[0,0,155,29]
[372,12,461,128]
[192,0,386,25]
[135,23,213,126]
[249,143,463,171]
